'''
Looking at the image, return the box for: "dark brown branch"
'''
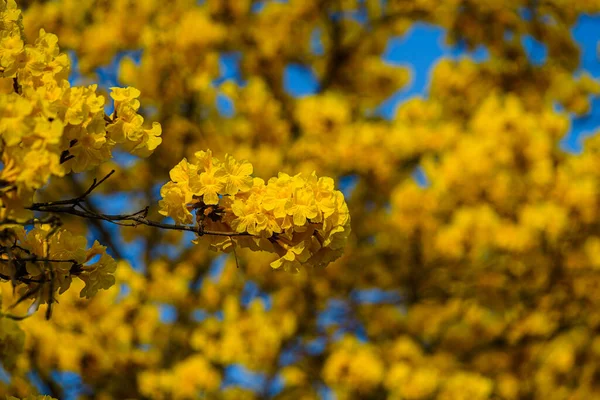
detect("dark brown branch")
[36,367,64,400]
[45,259,54,320]
[0,272,45,284]
[42,169,116,208]
[0,215,62,227]
[10,283,41,309]
[0,311,34,320]
[0,257,79,264]
[81,169,116,198]
[65,172,125,260]
[28,169,250,238]
[319,8,423,92]
[27,203,248,237]
[319,8,346,92]
[59,151,75,164]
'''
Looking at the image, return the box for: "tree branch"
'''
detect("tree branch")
[65,172,125,260]
[0,257,79,264]
[27,203,248,236]
[27,170,249,238]
[0,215,62,227]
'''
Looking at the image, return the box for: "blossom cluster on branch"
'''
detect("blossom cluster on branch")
[159,150,351,271]
[0,0,161,222]
[0,224,116,303]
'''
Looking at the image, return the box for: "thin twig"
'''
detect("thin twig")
[0,272,45,284]
[65,173,125,259]
[82,169,116,198]
[0,310,35,320]
[0,257,79,264]
[27,203,249,237]
[9,284,41,309]
[0,215,61,227]
[28,170,250,238]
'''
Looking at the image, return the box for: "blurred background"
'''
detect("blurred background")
[2,0,600,399]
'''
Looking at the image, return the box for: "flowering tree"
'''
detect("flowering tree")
[2,0,600,399]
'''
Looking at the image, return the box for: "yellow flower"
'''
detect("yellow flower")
[220,154,253,195]
[438,372,493,400]
[16,149,64,190]
[0,34,24,76]
[196,168,224,205]
[48,229,88,293]
[169,158,199,185]
[194,149,219,172]
[158,181,194,224]
[79,250,117,299]
[231,194,268,236]
[262,173,294,219]
[0,93,33,146]
[67,127,111,173]
[106,86,161,157]
[322,336,384,393]
[110,86,141,104]
[270,240,311,271]
[288,187,318,226]
[130,121,162,157]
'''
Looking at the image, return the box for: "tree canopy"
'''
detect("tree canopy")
[2,0,600,399]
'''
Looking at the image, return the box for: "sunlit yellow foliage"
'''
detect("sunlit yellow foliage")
[2,0,600,398]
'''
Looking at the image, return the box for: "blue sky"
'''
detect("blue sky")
[282,17,600,153]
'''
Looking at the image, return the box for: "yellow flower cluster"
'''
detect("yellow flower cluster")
[322,335,385,394]
[106,86,162,158]
[0,0,160,220]
[190,294,297,369]
[0,225,116,301]
[138,355,221,399]
[159,150,350,270]
[1,263,162,381]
